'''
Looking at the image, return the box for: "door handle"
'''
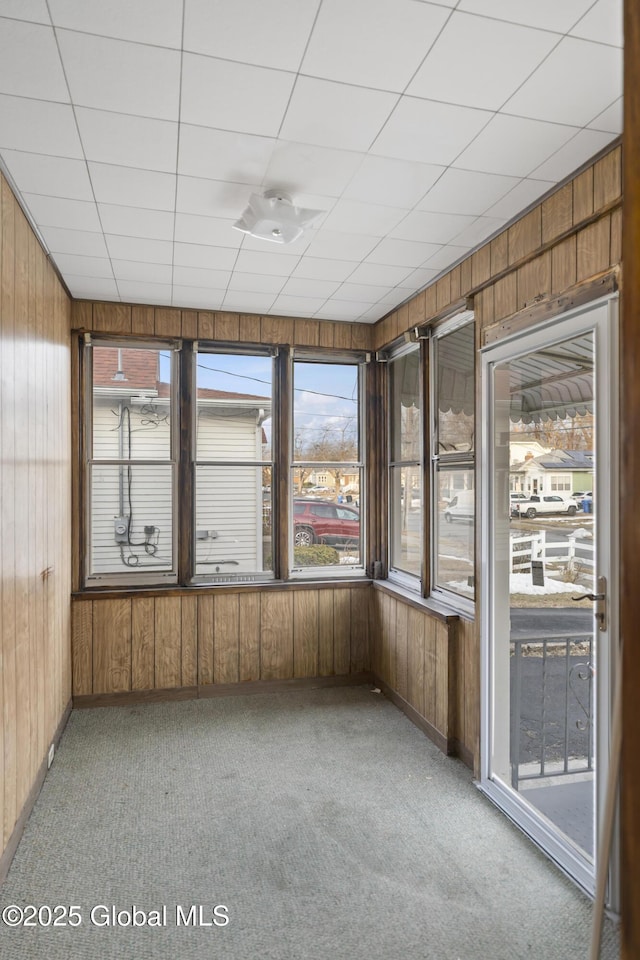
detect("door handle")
[572,576,607,632]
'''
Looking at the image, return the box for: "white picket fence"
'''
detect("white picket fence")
[510,530,595,573]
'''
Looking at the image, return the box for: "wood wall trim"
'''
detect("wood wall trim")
[373,675,450,757]
[481,270,619,346]
[622,0,640,951]
[0,700,72,885]
[372,580,461,624]
[73,673,375,709]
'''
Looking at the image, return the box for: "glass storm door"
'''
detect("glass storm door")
[481,298,619,907]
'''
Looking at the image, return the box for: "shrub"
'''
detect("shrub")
[293,545,339,566]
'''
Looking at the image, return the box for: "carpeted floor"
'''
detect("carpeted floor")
[0,685,620,959]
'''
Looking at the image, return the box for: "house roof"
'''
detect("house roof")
[0,2,623,323]
[514,448,594,471]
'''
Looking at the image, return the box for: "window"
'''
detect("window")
[193,348,274,582]
[86,340,178,584]
[550,474,571,491]
[83,337,367,587]
[291,355,365,576]
[388,344,422,587]
[431,315,475,609]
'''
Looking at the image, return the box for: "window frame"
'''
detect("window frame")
[84,334,180,587]
[289,349,367,580]
[429,311,476,616]
[386,339,424,592]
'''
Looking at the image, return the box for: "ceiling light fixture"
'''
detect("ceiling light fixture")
[233,189,322,245]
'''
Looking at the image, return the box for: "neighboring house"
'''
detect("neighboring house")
[91,347,270,577]
[509,439,551,466]
[509,449,594,498]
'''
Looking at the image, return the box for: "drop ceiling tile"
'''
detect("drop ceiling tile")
[358,305,387,323]
[531,129,616,181]
[322,199,408,237]
[450,216,507,249]
[0,95,83,157]
[483,177,555,220]
[174,214,241,249]
[111,260,173,283]
[291,257,359,283]
[391,210,476,244]
[418,168,520,216]
[57,31,181,121]
[0,19,68,101]
[184,0,319,71]
[365,237,441,267]
[66,276,119,299]
[241,228,317,256]
[173,265,232,288]
[301,0,450,92]
[588,98,623,134]
[453,114,578,177]
[0,151,93,200]
[178,125,275,184]
[227,273,287,294]
[279,277,341,299]
[173,286,226,309]
[303,230,379,262]
[234,249,301,276]
[39,225,109,257]
[374,286,415,307]
[118,279,174,302]
[89,162,176,210]
[76,108,179,173]
[422,245,471,270]
[21,194,100,232]
[407,13,559,111]
[181,55,294,136]
[455,0,594,32]
[346,262,413,286]
[315,301,367,321]
[335,282,390,303]
[222,290,277,312]
[504,37,622,127]
[264,141,364,198]
[0,1,50,24]
[176,176,252,219]
[570,0,623,47]
[342,155,444,209]
[270,294,328,315]
[106,235,173,264]
[279,76,398,152]
[52,254,114,278]
[48,0,183,47]
[371,97,491,165]
[98,204,176,241]
[402,266,440,288]
[173,243,239,271]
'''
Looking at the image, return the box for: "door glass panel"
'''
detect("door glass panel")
[491,331,597,862]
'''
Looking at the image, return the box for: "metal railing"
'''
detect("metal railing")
[510,633,594,789]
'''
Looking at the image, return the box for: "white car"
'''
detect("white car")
[511,495,579,519]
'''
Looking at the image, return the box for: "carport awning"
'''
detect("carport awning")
[505,334,594,423]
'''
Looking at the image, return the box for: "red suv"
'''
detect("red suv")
[293,499,360,547]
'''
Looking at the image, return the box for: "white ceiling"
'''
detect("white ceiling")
[0,0,623,324]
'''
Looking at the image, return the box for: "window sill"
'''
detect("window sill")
[372,579,475,623]
[72,577,372,601]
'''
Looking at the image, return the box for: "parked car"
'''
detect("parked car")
[293,499,359,546]
[444,489,475,522]
[511,495,579,519]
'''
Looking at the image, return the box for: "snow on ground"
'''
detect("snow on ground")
[447,574,587,596]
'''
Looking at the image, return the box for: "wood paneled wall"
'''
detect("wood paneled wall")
[0,173,72,864]
[70,300,374,351]
[370,586,477,764]
[71,586,370,699]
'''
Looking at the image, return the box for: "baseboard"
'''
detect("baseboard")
[372,674,474,768]
[73,672,376,709]
[0,699,73,886]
